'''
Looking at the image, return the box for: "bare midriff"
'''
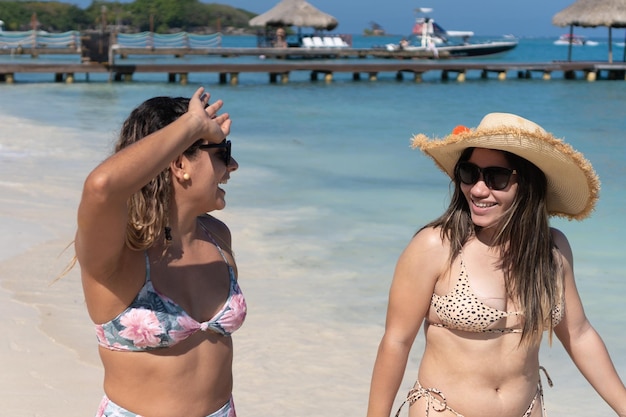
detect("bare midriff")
[412,323,542,417]
[100,331,233,417]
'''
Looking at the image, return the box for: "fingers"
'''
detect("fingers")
[192,86,206,103]
[220,117,232,137]
[190,87,231,138]
[206,99,223,117]
[213,112,229,123]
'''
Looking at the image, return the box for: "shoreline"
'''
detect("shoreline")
[0,100,623,416]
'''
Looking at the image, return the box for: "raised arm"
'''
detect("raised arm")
[367,227,447,417]
[75,87,231,281]
[552,228,626,416]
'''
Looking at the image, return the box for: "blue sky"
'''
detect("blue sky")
[66,0,613,38]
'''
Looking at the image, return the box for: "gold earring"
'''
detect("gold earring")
[183,173,190,181]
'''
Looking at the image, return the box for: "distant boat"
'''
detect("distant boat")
[385,8,517,59]
[554,34,599,46]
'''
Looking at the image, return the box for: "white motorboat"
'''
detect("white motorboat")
[554,34,599,46]
[386,8,517,58]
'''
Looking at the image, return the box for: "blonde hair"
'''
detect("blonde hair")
[116,95,196,250]
[58,95,197,279]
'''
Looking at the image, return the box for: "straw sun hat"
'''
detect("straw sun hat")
[411,112,600,220]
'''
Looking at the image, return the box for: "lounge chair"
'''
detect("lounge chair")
[301,37,314,48]
[323,37,336,47]
[312,37,325,47]
[332,37,348,48]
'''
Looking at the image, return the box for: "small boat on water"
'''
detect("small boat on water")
[385,7,517,59]
[554,34,599,46]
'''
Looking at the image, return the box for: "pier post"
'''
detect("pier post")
[481,70,488,79]
[219,73,227,84]
[395,71,403,81]
[442,71,449,81]
[564,70,576,80]
[352,72,361,81]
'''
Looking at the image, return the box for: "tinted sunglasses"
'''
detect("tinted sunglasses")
[198,139,231,166]
[456,161,517,191]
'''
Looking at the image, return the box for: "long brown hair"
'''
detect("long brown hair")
[424,147,562,345]
[57,95,204,279]
[116,96,204,250]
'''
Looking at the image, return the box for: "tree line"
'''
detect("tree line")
[0,0,257,33]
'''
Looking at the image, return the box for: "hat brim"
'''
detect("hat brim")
[411,116,600,220]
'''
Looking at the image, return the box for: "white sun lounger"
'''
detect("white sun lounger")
[332,37,348,48]
[312,37,325,47]
[323,37,336,47]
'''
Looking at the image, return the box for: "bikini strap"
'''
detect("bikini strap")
[144,251,152,283]
[198,218,231,266]
[538,366,553,417]
[394,381,465,417]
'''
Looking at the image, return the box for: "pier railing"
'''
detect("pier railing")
[0,30,81,57]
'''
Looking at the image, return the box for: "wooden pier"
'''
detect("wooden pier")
[107,46,444,60]
[0,45,454,61]
[1,61,625,85]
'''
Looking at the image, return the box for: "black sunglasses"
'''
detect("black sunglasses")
[198,139,231,166]
[456,161,517,191]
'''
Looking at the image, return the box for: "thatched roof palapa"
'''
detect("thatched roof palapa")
[553,0,626,62]
[249,0,339,31]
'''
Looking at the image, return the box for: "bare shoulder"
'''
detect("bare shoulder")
[406,226,449,256]
[398,226,449,276]
[198,213,233,252]
[199,213,230,234]
[550,227,573,259]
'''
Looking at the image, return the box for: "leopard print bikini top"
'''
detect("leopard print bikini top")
[427,259,564,333]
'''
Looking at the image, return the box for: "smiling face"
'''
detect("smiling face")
[458,148,518,234]
[203,145,238,212]
[183,141,239,213]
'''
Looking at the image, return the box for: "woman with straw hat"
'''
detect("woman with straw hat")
[367,113,626,417]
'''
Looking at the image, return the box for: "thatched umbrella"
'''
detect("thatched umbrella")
[249,0,339,31]
[553,0,626,62]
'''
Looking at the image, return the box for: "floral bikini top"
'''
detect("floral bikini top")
[95,237,246,352]
[427,259,563,333]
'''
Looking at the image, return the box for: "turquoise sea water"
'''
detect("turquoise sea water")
[0,36,625,415]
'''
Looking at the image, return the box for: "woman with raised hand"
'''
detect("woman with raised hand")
[367,113,626,417]
[76,86,244,417]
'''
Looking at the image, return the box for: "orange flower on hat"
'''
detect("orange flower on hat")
[452,125,470,135]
